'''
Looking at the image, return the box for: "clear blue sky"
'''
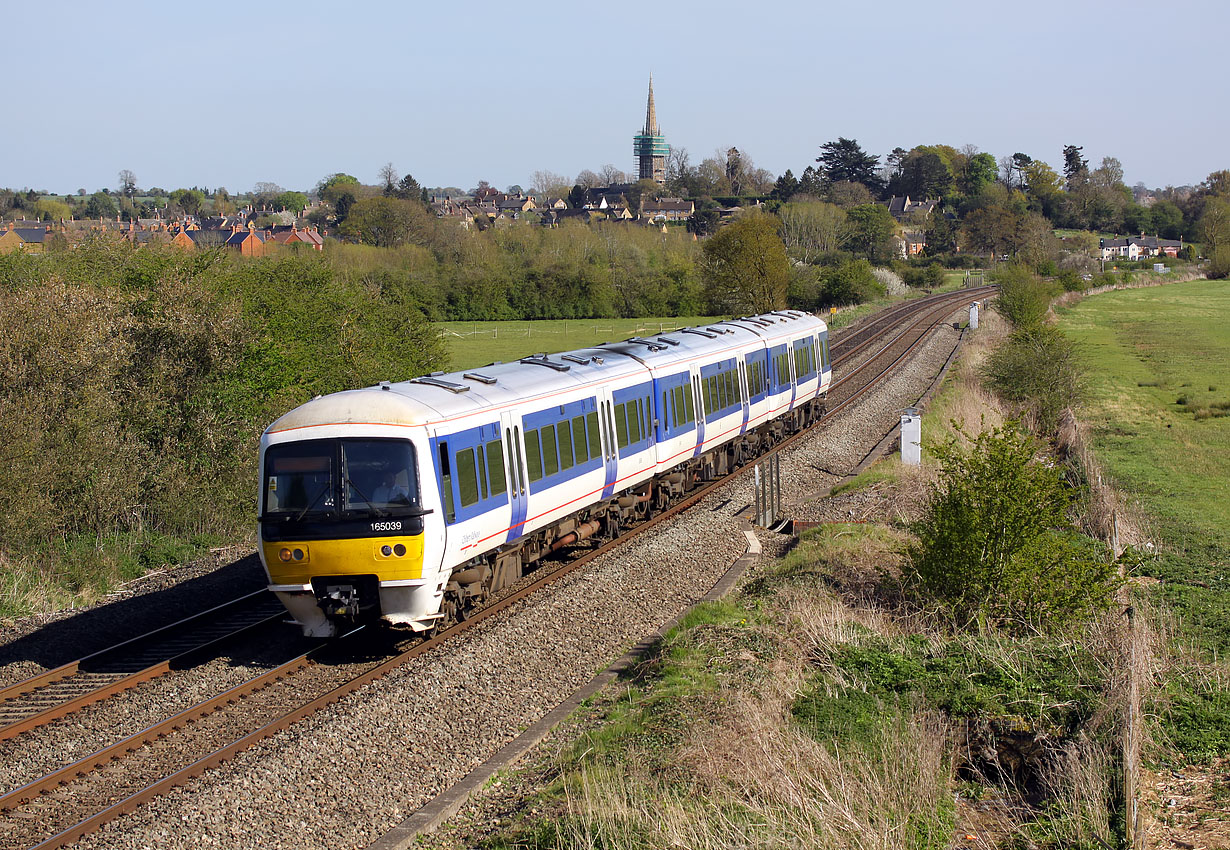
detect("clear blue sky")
[4,0,1224,195]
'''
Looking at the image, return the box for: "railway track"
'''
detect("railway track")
[0,593,285,744]
[0,286,988,850]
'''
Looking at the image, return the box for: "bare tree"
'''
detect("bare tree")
[118,169,138,200]
[531,170,570,198]
[379,162,399,194]
[575,169,602,189]
[598,163,628,186]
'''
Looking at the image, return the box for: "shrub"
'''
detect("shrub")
[992,265,1056,329]
[983,324,1085,431]
[820,258,884,306]
[908,424,1119,632]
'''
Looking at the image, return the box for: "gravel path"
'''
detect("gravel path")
[8,307,963,850]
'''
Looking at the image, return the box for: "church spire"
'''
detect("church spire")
[644,75,658,136]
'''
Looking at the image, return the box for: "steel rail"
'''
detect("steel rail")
[0,591,284,742]
[6,289,978,850]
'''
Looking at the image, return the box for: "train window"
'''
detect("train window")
[542,424,559,476]
[633,398,644,443]
[525,429,543,482]
[821,339,829,370]
[572,415,588,463]
[718,372,729,410]
[661,392,670,431]
[486,439,506,496]
[726,370,737,405]
[437,442,456,524]
[456,447,480,508]
[614,402,629,448]
[705,376,716,415]
[558,420,574,470]
[627,403,640,445]
[587,412,601,460]
[685,383,695,422]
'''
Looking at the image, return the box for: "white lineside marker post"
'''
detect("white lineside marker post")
[969,301,979,329]
[901,407,921,466]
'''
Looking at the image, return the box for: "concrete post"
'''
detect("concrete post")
[901,407,921,466]
[969,301,979,329]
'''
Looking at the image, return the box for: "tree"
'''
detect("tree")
[984,323,1084,431]
[1062,144,1088,190]
[772,170,800,202]
[796,165,823,197]
[960,205,1019,258]
[598,164,627,186]
[274,190,308,213]
[1201,198,1230,277]
[118,169,138,201]
[169,188,206,216]
[815,137,881,190]
[1150,200,1184,240]
[923,208,956,256]
[625,178,660,217]
[778,201,846,262]
[574,169,602,189]
[908,424,1117,632]
[826,180,874,209]
[894,151,951,199]
[83,191,117,219]
[531,170,571,198]
[338,196,432,247]
[567,184,587,209]
[963,152,998,196]
[701,211,790,313]
[318,173,362,222]
[252,182,285,204]
[379,163,399,195]
[843,203,897,261]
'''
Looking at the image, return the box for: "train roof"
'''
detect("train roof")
[265,311,826,436]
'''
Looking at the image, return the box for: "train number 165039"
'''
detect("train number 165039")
[371,521,403,532]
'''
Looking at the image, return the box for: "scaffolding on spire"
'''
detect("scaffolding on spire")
[632,76,669,184]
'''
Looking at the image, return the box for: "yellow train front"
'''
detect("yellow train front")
[257,390,446,638]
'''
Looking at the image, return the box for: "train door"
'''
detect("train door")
[597,388,619,498]
[691,368,706,456]
[500,411,529,542]
[738,356,750,434]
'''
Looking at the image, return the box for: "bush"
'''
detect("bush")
[0,242,446,613]
[983,325,1085,431]
[1210,246,1230,280]
[1056,270,1086,292]
[908,424,1119,632]
[820,258,884,306]
[992,265,1056,329]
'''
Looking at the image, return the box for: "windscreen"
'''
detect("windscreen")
[341,439,418,515]
[263,438,419,520]
[263,440,335,518]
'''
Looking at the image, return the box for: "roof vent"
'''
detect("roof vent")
[410,376,471,394]
[656,336,680,346]
[463,372,497,385]
[681,328,718,339]
[519,354,571,373]
[379,381,392,392]
[561,353,592,365]
[627,336,666,351]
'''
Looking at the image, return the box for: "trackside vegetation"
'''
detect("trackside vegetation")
[0,241,444,617]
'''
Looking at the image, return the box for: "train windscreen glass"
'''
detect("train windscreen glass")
[341,439,419,515]
[264,441,335,518]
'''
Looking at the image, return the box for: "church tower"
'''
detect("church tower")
[632,76,669,185]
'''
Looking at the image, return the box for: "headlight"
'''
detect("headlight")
[393,543,406,557]
[279,548,292,562]
[381,545,393,556]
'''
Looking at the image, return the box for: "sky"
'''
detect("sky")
[4,0,1226,196]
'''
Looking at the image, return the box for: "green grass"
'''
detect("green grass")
[439,316,722,371]
[1056,280,1230,562]
[1057,278,1230,761]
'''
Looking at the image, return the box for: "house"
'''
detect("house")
[267,225,325,251]
[1099,235,1183,261]
[497,196,536,213]
[0,224,52,254]
[545,197,568,210]
[224,224,265,257]
[903,230,926,256]
[641,197,694,222]
[884,196,939,222]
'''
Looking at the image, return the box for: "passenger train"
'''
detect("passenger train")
[258,311,831,637]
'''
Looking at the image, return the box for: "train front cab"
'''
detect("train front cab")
[259,433,443,638]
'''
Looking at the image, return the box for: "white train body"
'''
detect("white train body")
[258,311,830,637]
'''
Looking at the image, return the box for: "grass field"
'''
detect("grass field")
[441,274,977,372]
[1057,279,1230,555]
[439,316,722,371]
[1058,279,1230,762]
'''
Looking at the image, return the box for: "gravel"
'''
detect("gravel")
[13,307,964,850]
